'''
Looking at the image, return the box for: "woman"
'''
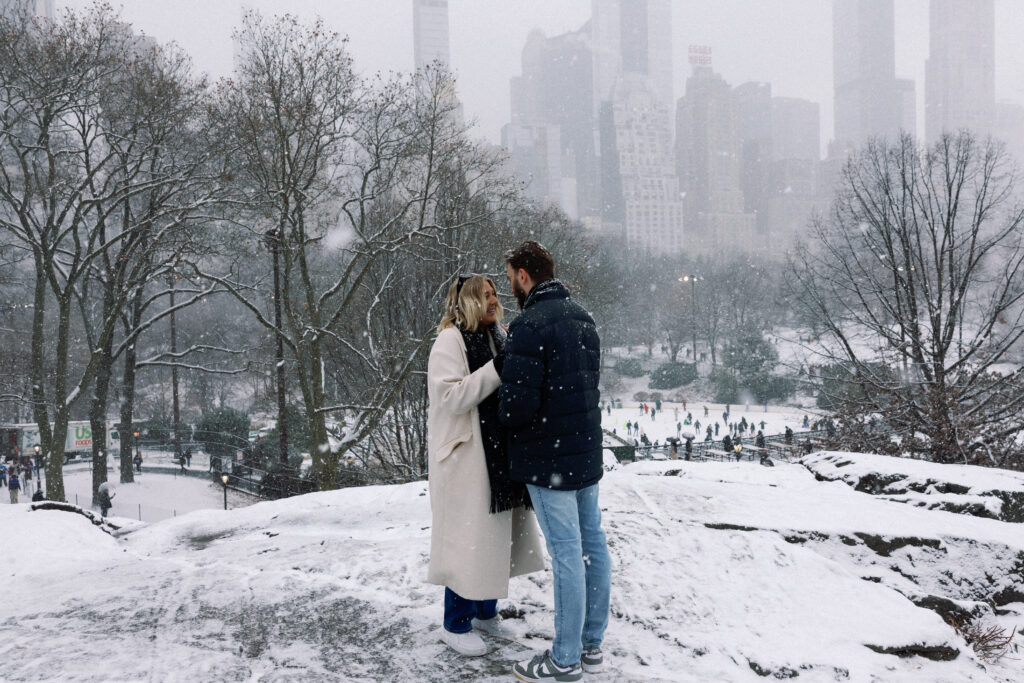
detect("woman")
[426,274,545,657]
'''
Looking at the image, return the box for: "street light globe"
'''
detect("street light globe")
[221,474,229,485]
[33,445,39,454]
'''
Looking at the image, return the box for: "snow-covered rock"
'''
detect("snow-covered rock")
[802,451,1024,523]
[2,459,1022,681]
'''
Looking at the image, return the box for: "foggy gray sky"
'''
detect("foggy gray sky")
[57,1,1024,153]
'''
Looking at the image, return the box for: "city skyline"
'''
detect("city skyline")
[54,0,1024,156]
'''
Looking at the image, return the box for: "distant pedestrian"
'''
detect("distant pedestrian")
[185,448,192,467]
[756,431,766,449]
[714,422,720,436]
[759,420,766,431]
[785,426,793,445]
[682,400,687,411]
[802,415,809,428]
[694,419,701,432]
[669,441,678,460]
[98,483,114,518]
[684,438,693,461]
[674,407,679,421]
[0,461,7,487]
[650,408,656,421]
[722,434,732,455]
[133,451,143,473]
[703,405,708,417]
[9,472,20,503]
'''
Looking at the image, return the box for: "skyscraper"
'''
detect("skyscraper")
[677,67,755,255]
[832,0,908,148]
[506,26,596,220]
[592,0,673,114]
[612,74,683,253]
[735,82,773,236]
[925,0,995,143]
[413,0,451,72]
[0,0,53,19]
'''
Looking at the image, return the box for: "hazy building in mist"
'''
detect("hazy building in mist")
[677,67,755,256]
[925,0,995,143]
[506,26,597,220]
[772,98,820,163]
[413,0,450,71]
[735,82,773,238]
[611,74,683,253]
[0,0,53,18]
[832,0,913,148]
[501,124,564,209]
[734,84,821,258]
[591,0,673,114]
[993,102,1024,164]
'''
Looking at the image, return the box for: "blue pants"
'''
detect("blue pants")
[443,587,497,634]
[527,482,611,668]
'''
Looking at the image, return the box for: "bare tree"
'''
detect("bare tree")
[201,13,518,490]
[790,133,1024,466]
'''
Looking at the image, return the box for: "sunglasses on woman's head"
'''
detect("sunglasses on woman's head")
[455,273,476,297]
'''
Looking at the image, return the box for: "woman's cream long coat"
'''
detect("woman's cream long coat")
[426,326,545,600]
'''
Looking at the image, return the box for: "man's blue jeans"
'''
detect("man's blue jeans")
[527,482,611,668]
[443,587,497,634]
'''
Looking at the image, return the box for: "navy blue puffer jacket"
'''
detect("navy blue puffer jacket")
[498,279,603,490]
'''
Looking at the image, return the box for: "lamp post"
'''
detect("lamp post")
[678,275,700,363]
[263,229,289,467]
[221,473,229,510]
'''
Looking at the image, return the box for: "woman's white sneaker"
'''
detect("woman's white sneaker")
[440,628,488,656]
[472,615,517,640]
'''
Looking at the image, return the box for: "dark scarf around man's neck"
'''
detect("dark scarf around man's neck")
[459,323,531,514]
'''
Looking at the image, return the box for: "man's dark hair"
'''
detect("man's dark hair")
[504,240,554,282]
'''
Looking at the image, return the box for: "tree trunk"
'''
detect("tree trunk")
[30,258,54,498]
[170,280,182,463]
[119,298,143,484]
[89,336,113,505]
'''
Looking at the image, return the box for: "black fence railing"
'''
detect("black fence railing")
[606,429,832,464]
[208,454,381,500]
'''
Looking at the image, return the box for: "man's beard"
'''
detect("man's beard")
[512,278,528,309]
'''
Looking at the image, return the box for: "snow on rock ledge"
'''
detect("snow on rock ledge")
[801,451,1024,523]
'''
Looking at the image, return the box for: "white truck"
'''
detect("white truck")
[0,421,120,463]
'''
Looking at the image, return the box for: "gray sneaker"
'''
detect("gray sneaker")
[512,651,583,682]
[581,648,604,674]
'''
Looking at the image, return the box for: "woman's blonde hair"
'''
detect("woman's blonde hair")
[437,274,503,333]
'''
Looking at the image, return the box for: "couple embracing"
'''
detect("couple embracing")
[426,241,611,682]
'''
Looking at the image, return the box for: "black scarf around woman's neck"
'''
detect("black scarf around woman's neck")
[460,323,532,514]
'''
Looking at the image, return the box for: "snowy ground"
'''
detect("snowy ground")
[3,455,1022,681]
[23,458,260,523]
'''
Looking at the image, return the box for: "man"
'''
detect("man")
[498,240,610,683]
[9,470,20,503]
